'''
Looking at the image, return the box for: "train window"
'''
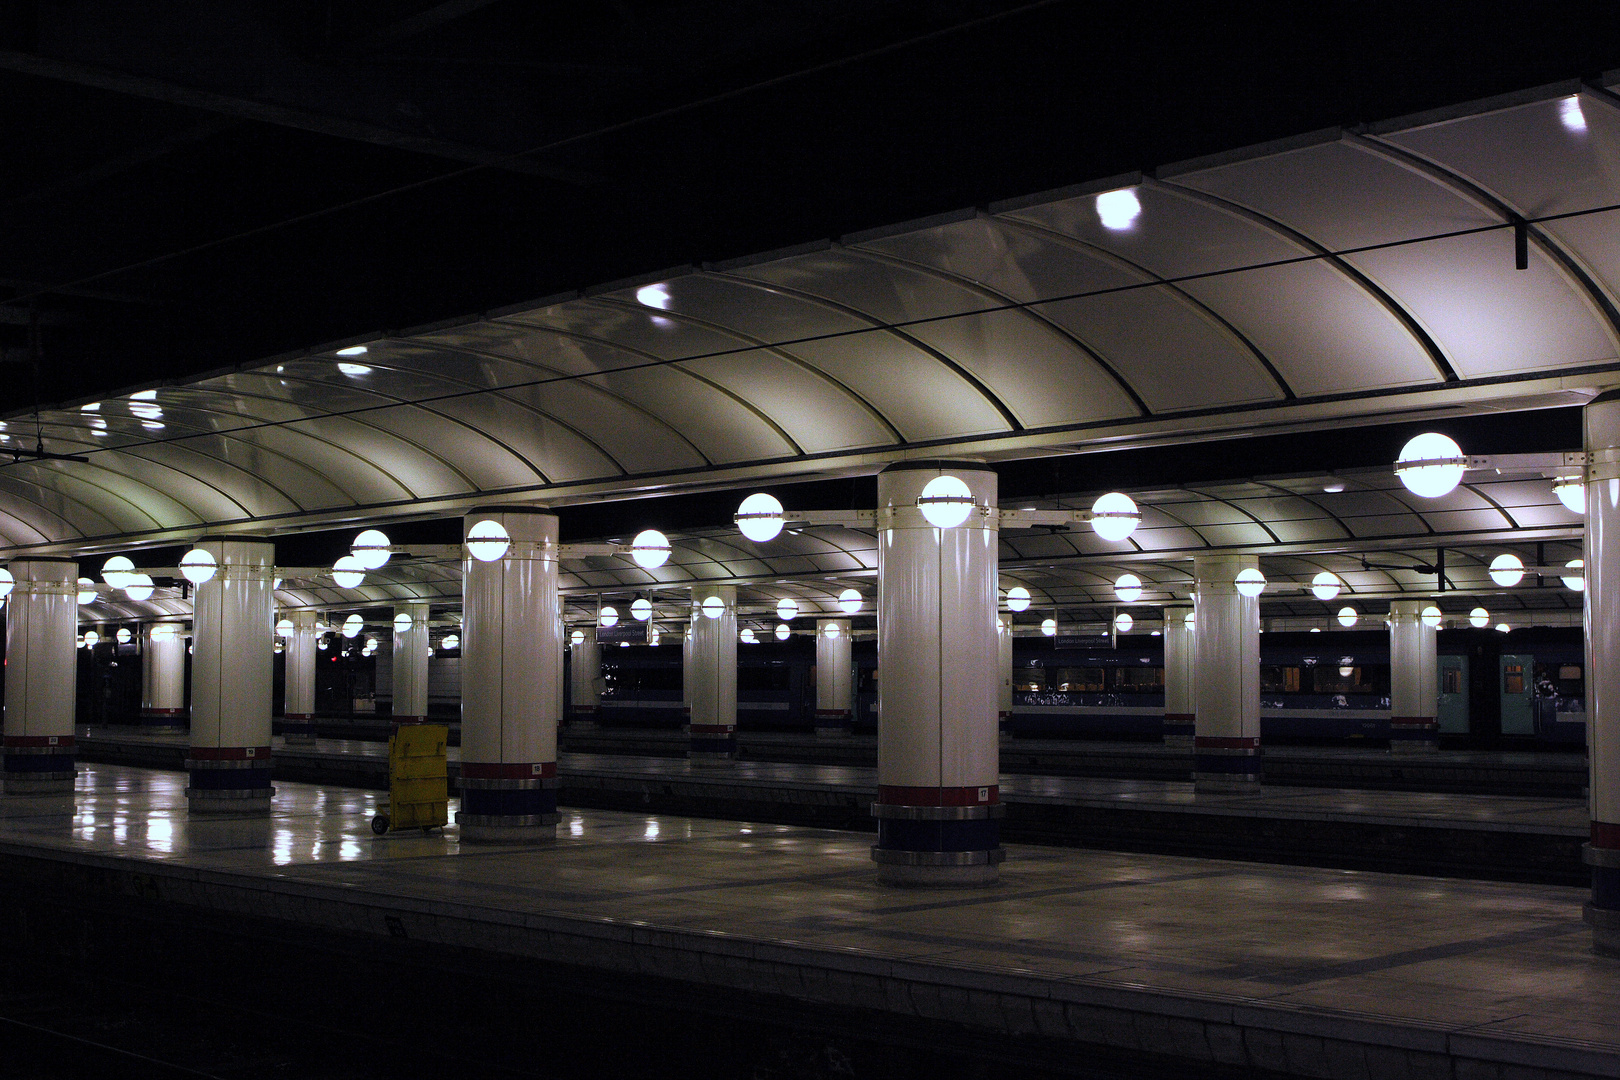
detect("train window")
[1260,666,1301,693]
[1115,667,1164,690]
[1012,667,1045,693]
[639,668,681,692]
[1442,668,1462,695]
[1504,663,1525,694]
[1560,666,1582,681]
[1310,666,1379,695]
[1054,667,1104,692]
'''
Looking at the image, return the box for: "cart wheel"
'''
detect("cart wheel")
[371,814,389,835]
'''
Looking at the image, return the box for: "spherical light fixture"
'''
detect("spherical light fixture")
[599,606,619,628]
[823,622,841,638]
[1005,586,1031,612]
[1554,480,1585,514]
[392,612,413,634]
[1489,554,1525,587]
[1089,492,1141,542]
[465,519,511,562]
[1041,618,1057,637]
[1496,623,1511,634]
[1234,568,1266,598]
[102,555,135,589]
[123,573,154,602]
[775,623,791,641]
[0,567,11,600]
[630,529,671,569]
[776,598,798,621]
[276,619,294,638]
[1337,606,1358,628]
[916,474,975,528]
[1095,187,1142,230]
[570,629,585,646]
[115,627,132,645]
[76,634,85,648]
[1469,607,1489,628]
[331,555,366,589]
[740,628,757,644]
[701,596,725,619]
[442,634,459,650]
[1113,612,1133,634]
[151,623,177,640]
[1563,559,1585,591]
[84,629,102,648]
[342,614,363,639]
[180,548,217,584]
[631,598,653,621]
[837,588,862,615]
[351,529,392,570]
[77,578,97,605]
[1311,572,1341,601]
[735,493,785,542]
[1394,433,1466,499]
[317,639,329,651]
[1113,573,1142,603]
[1183,610,1196,629]
[1421,605,1442,628]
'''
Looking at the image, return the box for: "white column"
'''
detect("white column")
[873,462,1002,886]
[1584,392,1620,954]
[459,508,561,841]
[3,558,79,795]
[1193,554,1261,792]
[1163,604,1195,748]
[141,623,188,730]
[391,601,431,723]
[281,608,318,743]
[187,537,276,814]
[681,625,694,727]
[1388,599,1439,752]
[569,626,601,728]
[997,616,1014,734]
[688,584,737,760]
[814,618,853,737]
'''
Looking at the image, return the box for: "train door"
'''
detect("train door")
[1500,654,1535,736]
[1437,654,1468,735]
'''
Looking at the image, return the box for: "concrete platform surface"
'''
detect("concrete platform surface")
[2,763,1618,1079]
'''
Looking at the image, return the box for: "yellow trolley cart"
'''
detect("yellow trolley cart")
[370,724,449,835]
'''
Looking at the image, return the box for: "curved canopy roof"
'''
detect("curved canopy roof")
[19,82,1620,559]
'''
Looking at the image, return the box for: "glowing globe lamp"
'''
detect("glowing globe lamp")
[180,549,217,584]
[331,555,366,589]
[1090,492,1140,542]
[393,612,413,634]
[740,628,757,644]
[1489,554,1525,587]
[735,493,785,542]
[1006,586,1031,612]
[1395,433,1466,498]
[599,606,619,628]
[1113,612,1133,633]
[466,519,511,562]
[631,598,653,621]
[1554,480,1585,514]
[570,629,584,646]
[775,623,791,641]
[917,475,974,528]
[1041,618,1057,637]
[1469,607,1489,628]
[1114,573,1142,603]
[837,588,862,615]
[1563,559,1585,591]
[823,622,841,638]
[776,598,798,621]
[701,596,725,619]
[1235,568,1266,597]
[124,573,154,602]
[83,630,99,647]
[1311,572,1341,600]
[77,578,97,604]
[351,529,392,570]
[102,555,135,589]
[342,614,363,638]
[0,567,12,599]
[1337,607,1358,627]
[631,529,671,568]
[1422,605,1442,628]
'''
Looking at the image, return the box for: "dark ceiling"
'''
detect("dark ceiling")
[4,1,1620,420]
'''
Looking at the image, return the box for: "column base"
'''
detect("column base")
[185,747,274,814]
[1194,736,1261,790]
[139,709,189,731]
[1586,903,1620,957]
[689,724,735,759]
[997,710,1012,735]
[570,708,598,730]
[5,773,76,796]
[456,814,560,842]
[4,738,77,795]
[1164,735,1194,749]
[280,714,317,744]
[186,788,274,815]
[814,710,852,739]
[1389,718,1439,753]
[872,847,1004,887]
[1164,714,1195,747]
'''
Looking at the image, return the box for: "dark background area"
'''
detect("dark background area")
[4,1,1620,419]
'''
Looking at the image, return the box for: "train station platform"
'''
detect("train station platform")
[0,763,1614,1080]
[75,727,1590,886]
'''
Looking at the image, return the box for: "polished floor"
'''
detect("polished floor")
[1,762,1615,1068]
[80,727,1592,835]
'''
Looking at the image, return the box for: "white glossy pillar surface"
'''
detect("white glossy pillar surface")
[391,601,431,723]
[459,508,561,841]
[569,626,601,727]
[997,616,1014,733]
[3,558,78,794]
[141,623,188,729]
[815,618,853,737]
[681,626,694,725]
[1193,554,1261,792]
[688,585,737,759]
[1388,600,1439,752]
[1163,604,1195,748]
[281,609,318,742]
[1585,391,1620,954]
[873,462,1003,885]
[187,537,275,814]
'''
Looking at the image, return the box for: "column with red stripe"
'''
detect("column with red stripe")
[186,537,276,814]
[688,584,737,761]
[140,621,188,731]
[3,558,79,795]
[1585,393,1620,955]
[280,608,318,744]
[1193,554,1262,793]
[568,626,600,729]
[1162,603,1195,748]
[458,508,562,842]
[872,462,1003,886]
[1389,600,1439,752]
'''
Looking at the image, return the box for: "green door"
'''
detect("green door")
[1437,654,1469,734]
[1500,654,1535,736]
